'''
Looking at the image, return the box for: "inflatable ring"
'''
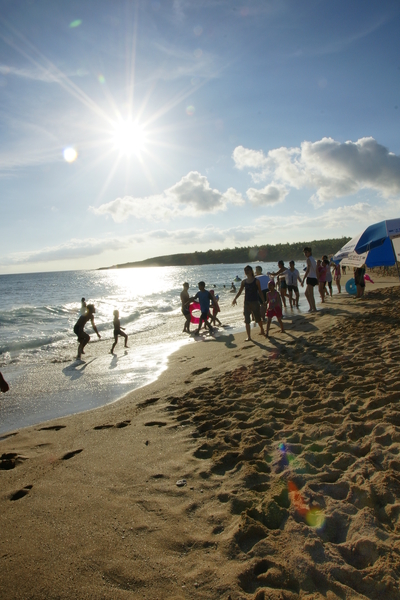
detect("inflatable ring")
[189,302,201,324]
[345,278,357,295]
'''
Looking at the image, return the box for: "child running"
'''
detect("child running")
[110,310,128,354]
[265,280,285,337]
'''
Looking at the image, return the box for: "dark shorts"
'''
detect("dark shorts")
[74,325,89,344]
[182,307,190,317]
[279,280,287,290]
[327,281,332,289]
[287,285,298,293]
[114,329,126,339]
[200,311,209,321]
[306,277,318,287]
[244,300,261,324]
[356,281,365,288]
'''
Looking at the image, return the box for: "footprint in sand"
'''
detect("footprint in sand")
[94,420,131,430]
[137,397,160,408]
[0,453,28,470]
[144,421,167,427]
[61,449,83,460]
[10,485,33,501]
[39,425,66,431]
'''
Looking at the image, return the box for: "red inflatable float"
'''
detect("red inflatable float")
[189,302,209,324]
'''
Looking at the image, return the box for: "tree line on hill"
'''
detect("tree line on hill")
[99,237,351,270]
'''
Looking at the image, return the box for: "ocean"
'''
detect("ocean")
[0,262,309,435]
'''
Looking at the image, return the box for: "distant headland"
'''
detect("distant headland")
[98,237,351,270]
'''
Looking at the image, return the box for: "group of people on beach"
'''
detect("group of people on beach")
[73,297,128,360]
[180,247,346,341]
[72,247,360,358]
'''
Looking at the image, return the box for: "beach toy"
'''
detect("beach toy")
[345,278,356,295]
[189,302,209,324]
[364,274,374,284]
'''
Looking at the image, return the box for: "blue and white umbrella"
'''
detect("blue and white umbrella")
[333,218,400,268]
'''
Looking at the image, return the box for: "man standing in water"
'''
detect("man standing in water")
[180,282,191,334]
[73,303,101,359]
[301,247,318,312]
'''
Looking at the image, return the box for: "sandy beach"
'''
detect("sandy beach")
[1,274,400,599]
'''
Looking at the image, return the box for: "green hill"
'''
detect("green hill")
[99,237,350,270]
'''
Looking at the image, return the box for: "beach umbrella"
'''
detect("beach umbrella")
[333,219,400,269]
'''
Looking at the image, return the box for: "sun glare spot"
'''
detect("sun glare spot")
[63,147,78,162]
[112,120,147,156]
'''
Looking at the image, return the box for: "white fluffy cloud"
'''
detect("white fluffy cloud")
[246,183,288,206]
[233,137,400,206]
[91,171,244,222]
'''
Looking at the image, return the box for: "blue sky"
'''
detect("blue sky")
[1,0,400,273]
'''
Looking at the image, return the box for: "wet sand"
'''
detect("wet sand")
[1,275,400,599]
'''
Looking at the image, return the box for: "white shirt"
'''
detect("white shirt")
[284,268,300,286]
[307,256,317,279]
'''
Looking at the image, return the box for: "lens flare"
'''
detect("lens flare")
[305,507,326,529]
[193,25,203,36]
[186,105,195,116]
[98,74,105,84]
[69,20,82,28]
[63,147,78,162]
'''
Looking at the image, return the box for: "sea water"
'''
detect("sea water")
[0,262,308,435]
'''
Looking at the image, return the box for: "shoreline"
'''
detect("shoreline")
[1,276,400,599]
[1,268,392,438]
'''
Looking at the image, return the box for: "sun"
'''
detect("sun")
[111,120,147,156]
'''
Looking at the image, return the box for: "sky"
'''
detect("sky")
[1,0,400,274]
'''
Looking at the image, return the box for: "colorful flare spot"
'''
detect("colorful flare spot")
[63,147,78,163]
[69,20,82,28]
[98,74,105,84]
[193,25,203,36]
[186,105,195,116]
[288,481,308,517]
[306,507,326,529]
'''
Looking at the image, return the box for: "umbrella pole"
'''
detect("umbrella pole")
[390,239,400,281]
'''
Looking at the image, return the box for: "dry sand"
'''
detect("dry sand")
[1,275,400,599]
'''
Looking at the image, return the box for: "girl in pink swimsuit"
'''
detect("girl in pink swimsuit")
[266,281,285,337]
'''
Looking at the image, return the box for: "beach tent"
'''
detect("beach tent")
[333,219,400,268]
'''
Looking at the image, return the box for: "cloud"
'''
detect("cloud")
[2,199,391,268]
[0,237,131,266]
[246,183,288,206]
[233,137,400,206]
[91,171,245,222]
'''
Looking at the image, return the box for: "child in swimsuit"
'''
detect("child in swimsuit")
[266,280,285,337]
[110,310,128,354]
[209,290,222,326]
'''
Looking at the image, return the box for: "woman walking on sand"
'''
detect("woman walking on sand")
[73,303,101,359]
[232,265,265,341]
